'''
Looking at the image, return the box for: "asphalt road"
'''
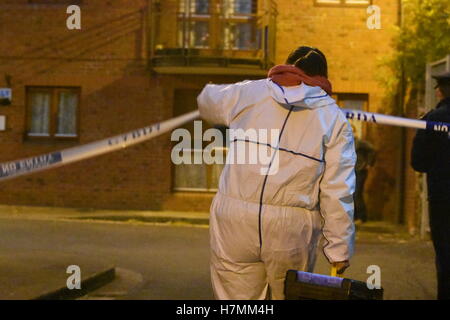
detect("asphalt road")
[0,217,437,300]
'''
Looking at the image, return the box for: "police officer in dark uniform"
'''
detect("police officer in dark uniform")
[411,71,450,300]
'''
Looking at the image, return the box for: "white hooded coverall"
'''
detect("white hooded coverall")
[197,79,356,300]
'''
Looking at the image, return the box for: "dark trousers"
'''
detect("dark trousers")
[429,200,450,300]
[354,169,368,222]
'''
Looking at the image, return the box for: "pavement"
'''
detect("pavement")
[0,249,114,300]
[0,204,438,300]
[0,205,211,300]
[0,205,209,225]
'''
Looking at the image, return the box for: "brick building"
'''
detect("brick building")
[0,0,419,229]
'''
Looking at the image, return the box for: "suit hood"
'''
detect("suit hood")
[267,79,336,109]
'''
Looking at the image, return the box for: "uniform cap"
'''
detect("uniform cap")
[432,71,450,87]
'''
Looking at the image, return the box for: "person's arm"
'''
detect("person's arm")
[319,113,357,268]
[197,81,248,127]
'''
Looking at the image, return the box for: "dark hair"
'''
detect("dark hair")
[286,46,328,78]
[438,83,450,99]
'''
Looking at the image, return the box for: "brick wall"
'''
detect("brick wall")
[275,0,404,223]
[0,0,167,209]
[0,0,414,226]
[0,0,257,210]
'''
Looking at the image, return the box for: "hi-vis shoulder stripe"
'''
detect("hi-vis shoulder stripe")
[343,109,450,134]
[0,110,200,182]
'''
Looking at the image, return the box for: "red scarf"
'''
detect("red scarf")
[268,65,332,96]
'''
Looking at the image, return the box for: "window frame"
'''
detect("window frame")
[333,92,369,138]
[224,0,259,51]
[177,0,259,51]
[314,0,372,7]
[25,86,81,142]
[178,0,213,49]
[334,92,369,106]
[172,87,228,193]
[172,147,227,193]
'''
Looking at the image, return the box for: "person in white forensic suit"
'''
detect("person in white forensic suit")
[197,46,356,300]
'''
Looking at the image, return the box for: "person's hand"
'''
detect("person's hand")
[333,261,350,275]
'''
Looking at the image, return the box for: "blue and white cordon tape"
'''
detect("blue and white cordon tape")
[0,109,448,182]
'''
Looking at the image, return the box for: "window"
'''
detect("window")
[314,0,371,6]
[188,21,210,48]
[234,0,254,14]
[174,148,226,192]
[172,89,227,192]
[0,88,12,106]
[26,87,80,140]
[225,21,258,50]
[178,0,211,49]
[191,0,210,14]
[334,93,368,138]
[224,0,258,50]
[178,0,210,15]
[177,0,259,50]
